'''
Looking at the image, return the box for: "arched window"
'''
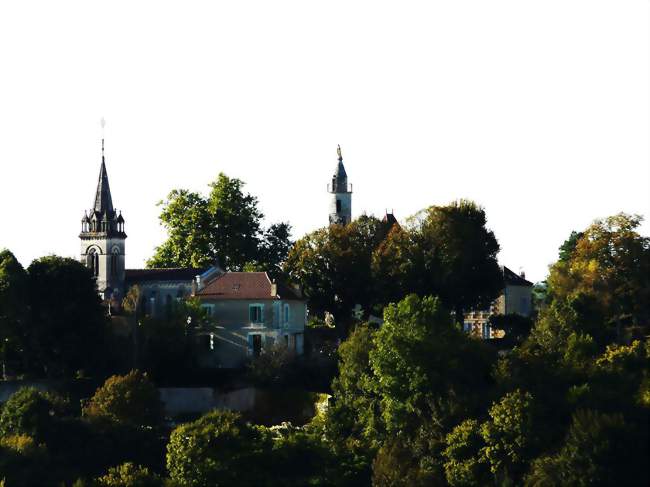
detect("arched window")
[86,248,99,277]
[111,248,120,277]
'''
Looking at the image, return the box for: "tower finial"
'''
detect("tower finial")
[337,144,342,162]
[100,117,106,158]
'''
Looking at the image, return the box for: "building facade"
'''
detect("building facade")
[464,266,534,339]
[194,271,306,368]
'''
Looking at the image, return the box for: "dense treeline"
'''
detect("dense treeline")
[1,172,648,485]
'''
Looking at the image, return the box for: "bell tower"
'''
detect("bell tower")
[328,145,352,225]
[80,127,126,300]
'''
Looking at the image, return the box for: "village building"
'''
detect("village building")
[464,266,534,339]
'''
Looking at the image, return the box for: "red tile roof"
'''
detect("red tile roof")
[196,272,302,300]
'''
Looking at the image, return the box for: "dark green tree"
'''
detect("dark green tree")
[285,215,386,330]
[166,410,270,486]
[0,249,28,376]
[26,256,109,377]
[148,173,292,271]
[411,200,502,322]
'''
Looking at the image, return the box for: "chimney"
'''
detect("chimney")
[271,280,277,297]
[519,270,526,279]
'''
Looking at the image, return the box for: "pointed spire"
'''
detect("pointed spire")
[337,144,343,162]
[334,144,347,180]
[93,126,114,216]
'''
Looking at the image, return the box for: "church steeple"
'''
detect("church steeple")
[79,122,127,300]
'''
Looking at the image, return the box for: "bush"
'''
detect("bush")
[166,410,270,486]
[83,370,162,426]
[0,387,69,440]
[96,462,162,487]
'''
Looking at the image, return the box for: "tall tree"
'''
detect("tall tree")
[285,215,386,330]
[148,173,292,271]
[536,213,650,348]
[0,250,28,376]
[412,200,502,321]
[26,256,109,377]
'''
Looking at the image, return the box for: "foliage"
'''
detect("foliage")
[545,214,650,344]
[525,409,649,486]
[0,387,69,440]
[247,343,296,385]
[406,200,502,320]
[285,215,387,331]
[96,462,162,487]
[0,434,49,486]
[83,370,162,426]
[489,313,533,347]
[166,410,269,486]
[370,295,494,438]
[26,255,109,376]
[0,249,28,376]
[147,173,292,272]
[480,390,539,482]
[372,439,431,487]
[442,419,489,486]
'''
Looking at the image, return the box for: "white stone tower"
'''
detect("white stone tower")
[79,135,126,300]
[328,145,352,225]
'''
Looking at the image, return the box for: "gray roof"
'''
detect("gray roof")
[93,157,114,215]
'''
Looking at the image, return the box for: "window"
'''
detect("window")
[249,304,263,324]
[201,304,214,317]
[110,248,119,277]
[336,199,341,212]
[86,248,99,277]
[482,323,490,339]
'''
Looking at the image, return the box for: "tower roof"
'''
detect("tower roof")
[334,144,348,180]
[93,142,114,215]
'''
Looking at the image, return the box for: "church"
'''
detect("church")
[76,139,355,365]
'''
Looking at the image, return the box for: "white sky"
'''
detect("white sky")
[0,1,648,284]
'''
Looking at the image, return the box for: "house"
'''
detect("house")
[193,270,307,368]
[464,266,534,339]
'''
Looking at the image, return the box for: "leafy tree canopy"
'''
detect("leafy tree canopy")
[147,173,292,273]
[26,255,109,377]
[0,249,28,374]
[83,370,163,427]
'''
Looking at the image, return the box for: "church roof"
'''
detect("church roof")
[93,157,114,215]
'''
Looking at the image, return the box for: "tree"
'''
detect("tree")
[409,200,502,322]
[0,249,28,376]
[370,295,494,439]
[525,409,648,487]
[480,390,540,483]
[545,214,650,345]
[0,387,69,441]
[26,256,109,377]
[83,370,163,427]
[442,419,490,487]
[147,173,292,271]
[166,410,269,486]
[285,215,386,330]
